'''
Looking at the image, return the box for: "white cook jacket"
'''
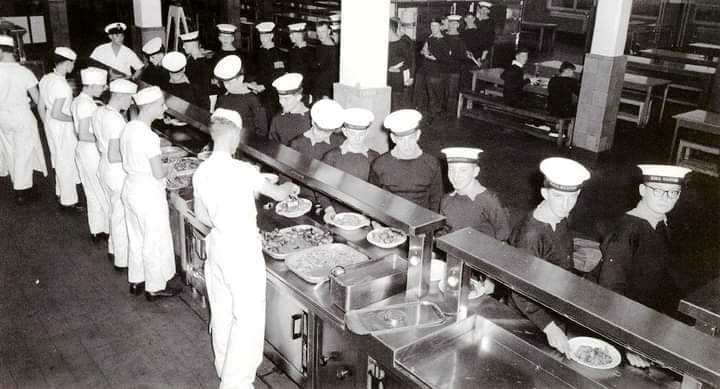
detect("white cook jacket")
[193,151,267,388]
[93,105,129,267]
[38,73,79,205]
[71,92,110,235]
[0,63,47,190]
[90,43,144,77]
[120,120,175,292]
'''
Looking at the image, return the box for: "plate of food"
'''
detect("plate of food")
[166,174,193,191]
[366,227,407,249]
[261,225,333,260]
[160,146,188,164]
[171,157,201,175]
[328,212,370,231]
[275,197,312,218]
[568,337,621,370]
[165,157,201,191]
[285,243,368,283]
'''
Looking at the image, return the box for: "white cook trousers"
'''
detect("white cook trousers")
[44,113,79,205]
[205,229,266,389]
[99,157,128,267]
[122,174,175,292]
[76,141,110,234]
[0,106,47,190]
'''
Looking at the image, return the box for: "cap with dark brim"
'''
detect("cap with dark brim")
[543,179,582,192]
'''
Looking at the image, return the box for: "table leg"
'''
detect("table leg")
[642,85,653,128]
[669,120,681,162]
[659,84,669,123]
[538,27,545,53]
[550,28,556,52]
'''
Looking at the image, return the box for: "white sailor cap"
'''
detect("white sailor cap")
[256,22,275,33]
[0,35,14,47]
[180,31,199,42]
[80,67,108,85]
[212,108,243,129]
[384,109,422,137]
[311,99,344,131]
[272,73,303,94]
[109,79,138,94]
[638,164,691,185]
[540,157,590,192]
[478,1,493,9]
[288,23,307,33]
[142,37,163,55]
[343,108,374,130]
[104,22,127,34]
[162,51,187,72]
[217,24,237,34]
[133,86,164,105]
[214,55,243,80]
[448,15,462,22]
[54,47,77,61]
[329,14,341,22]
[441,147,483,164]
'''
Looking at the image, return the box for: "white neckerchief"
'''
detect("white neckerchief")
[627,202,667,230]
[169,74,190,84]
[339,139,369,157]
[303,128,332,145]
[391,145,423,160]
[451,180,486,201]
[512,60,524,68]
[532,201,561,231]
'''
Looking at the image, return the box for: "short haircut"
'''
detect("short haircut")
[559,61,576,72]
[430,18,444,25]
[52,53,73,67]
[316,21,330,30]
[389,18,400,34]
[210,117,241,140]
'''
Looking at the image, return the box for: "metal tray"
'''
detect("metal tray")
[329,254,408,312]
[285,243,368,284]
[261,225,333,260]
[345,300,446,336]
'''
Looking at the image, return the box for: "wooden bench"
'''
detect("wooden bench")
[676,139,720,177]
[457,91,575,147]
[617,93,648,126]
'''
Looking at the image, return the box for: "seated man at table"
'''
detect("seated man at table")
[547,61,580,118]
[501,47,531,107]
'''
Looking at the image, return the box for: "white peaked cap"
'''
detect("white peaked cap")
[311,99,344,131]
[54,47,77,61]
[441,147,484,163]
[162,51,187,72]
[80,67,108,85]
[256,22,275,33]
[272,73,303,94]
[109,79,138,94]
[478,2,493,8]
[540,157,590,192]
[448,15,462,21]
[384,109,422,136]
[288,23,307,32]
[104,22,127,34]
[133,86,164,105]
[638,164,691,184]
[180,31,199,42]
[329,14,341,22]
[343,108,374,130]
[217,24,237,33]
[0,35,14,47]
[214,55,243,80]
[212,108,243,129]
[142,37,163,55]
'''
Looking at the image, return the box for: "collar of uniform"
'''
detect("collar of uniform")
[283,103,309,115]
[339,140,368,157]
[532,202,561,231]
[451,180,486,201]
[304,128,332,145]
[169,74,190,84]
[211,150,233,160]
[512,60,524,68]
[627,203,667,230]
[391,146,422,160]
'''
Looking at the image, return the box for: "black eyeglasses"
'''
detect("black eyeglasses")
[645,184,681,200]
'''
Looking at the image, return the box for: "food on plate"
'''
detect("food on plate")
[573,345,613,367]
[261,226,332,256]
[172,157,201,173]
[287,244,367,283]
[369,228,406,246]
[275,197,311,217]
[330,213,368,229]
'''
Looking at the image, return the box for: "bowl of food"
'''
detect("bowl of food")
[328,212,370,231]
[366,227,407,248]
[275,197,312,218]
[568,337,621,370]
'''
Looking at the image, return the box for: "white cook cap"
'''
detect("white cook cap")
[441,147,483,164]
[142,37,163,55]
[343,108,374,130]
[105,22,127,34]
[311,99,344,131]
[214,55,243,80]
[180,31,199,42]
[638,164,691,185]
[256,22,275,33]
[212,108,243,129]
[384,109,422,137]
[272,73,303,94]
[540,157,590,192]
[162,51,186,72]
[80,67,108,85]
[54,47,77,61]
[217,24,237,34]
[133,86,164,105]
[109,79,137,94]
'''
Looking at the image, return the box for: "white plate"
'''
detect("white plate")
[366,228,407,249]
[568,337,621,370]
[261,173,279,184]
[328,212,370,230]
[275,198,312,218]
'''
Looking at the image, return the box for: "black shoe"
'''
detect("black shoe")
[113,265,127,272]
[129,282,145,296]
[90,233,108,243]
[60,203,85,213]
[108,253,115,263]
[145,286,181,301]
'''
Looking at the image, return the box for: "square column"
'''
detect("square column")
[132,0,164,52]
[47,0,70,46]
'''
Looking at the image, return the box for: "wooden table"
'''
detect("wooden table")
[520,21,558,53]
[679,277,720,336]
[638,48,719,67]
[626,55,716,106]
[670,109,720,158]
[688,42,720,61]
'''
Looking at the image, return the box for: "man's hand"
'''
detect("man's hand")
[626,352,651,368]
[543,321,570,357]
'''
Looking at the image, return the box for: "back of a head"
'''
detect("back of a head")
[210,117,241,143]
[559,61,576,73]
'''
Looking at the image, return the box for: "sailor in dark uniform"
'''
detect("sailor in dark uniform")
[440,147,510,240]
[369,109,443,212]
[388,17,415,110]
[268,73,311,145]
[287,23,315,104]
[140,37,167,89]
[162,51,201,107]
[415,19,451,126]
[501,47,531,107]
[181,31,212,110]
[329,13,341,45]
[214,55,268,138]
[288,98,344,161]
[211,24,241,107]
[443,14,467,116]
[508,157,590,357]
[312,21,339,100]
[321,108,380,219]
[253,22,286,118]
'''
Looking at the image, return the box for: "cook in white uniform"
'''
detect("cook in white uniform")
[71,67,111,241]
[120,86,178,299]
[0,35,47,204]
[90,22,144,80]
[38,47,82,211]
[93,79,136,270]
[193,108,299,389]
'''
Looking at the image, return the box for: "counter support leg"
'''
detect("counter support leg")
[446,255,471,320]
[405,234,432,301]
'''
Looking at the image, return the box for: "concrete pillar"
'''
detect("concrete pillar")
[573,0,632,153]
[132,0,164,52]
[333,0,392,153]
[47,0,70,47]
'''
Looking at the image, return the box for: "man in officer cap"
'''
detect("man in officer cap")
[90,22,144,79]
[289,98,344,161]
[509,157,590,357]
[162,51,201,107]
[369,109,443,212]
[214,55,267,137]
[140,37,167,89]
[181,31,212,110]
[268,73,311,145]
[287,23,315,102]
